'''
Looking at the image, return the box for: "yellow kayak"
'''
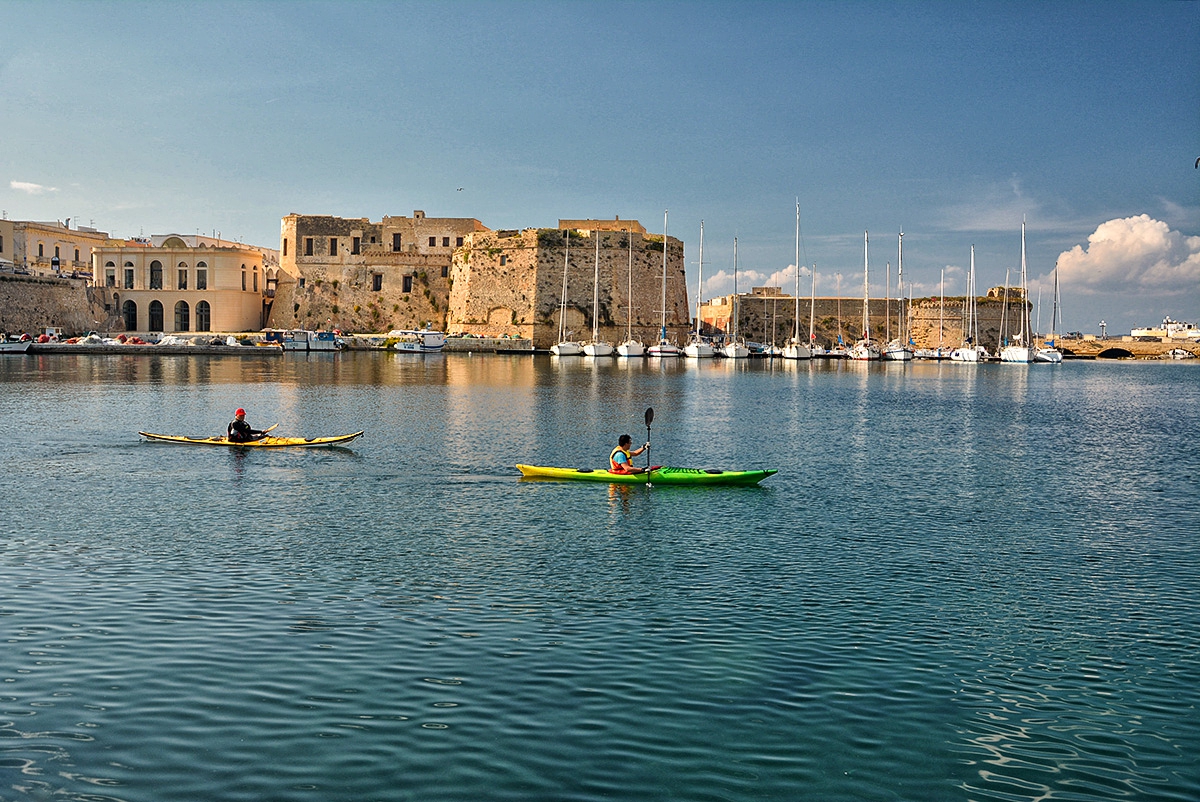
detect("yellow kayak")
[139,431,364,448]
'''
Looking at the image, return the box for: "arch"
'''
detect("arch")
[196,300,211,332]
[162,236,188,248]
[174,301,190,332]
[1097,347,1134,359]
[122,300,137,331]
[487,307,515,326]
[149,300,164,331]
[105,261,116,268]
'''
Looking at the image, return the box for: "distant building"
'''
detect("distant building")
[91,236,272,333]
[0,219,109,277]
[1131,316,1200,341]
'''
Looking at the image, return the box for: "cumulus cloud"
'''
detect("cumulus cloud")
[1054,215,1200,296]
[10,180,58,194]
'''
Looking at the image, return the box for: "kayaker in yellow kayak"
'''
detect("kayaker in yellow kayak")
[227,408,267,443]
[609,434,650,475]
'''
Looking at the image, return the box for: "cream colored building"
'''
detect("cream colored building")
[92,236,269,333]
[2,219,109,276]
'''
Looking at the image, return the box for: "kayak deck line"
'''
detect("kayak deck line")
[515,464,776,486]
[139,431,364,448]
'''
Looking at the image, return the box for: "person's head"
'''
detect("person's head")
[235,408,246,419]
[618,434,632,448]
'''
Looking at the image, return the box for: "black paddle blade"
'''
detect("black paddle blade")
[645,407,654,426]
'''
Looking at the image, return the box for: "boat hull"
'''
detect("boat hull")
[0,340,32,354]
[583,342,614,357]
[551,342,582,356]
[139,431,364,448]
[617,340,644,357]
[516,464,776,486]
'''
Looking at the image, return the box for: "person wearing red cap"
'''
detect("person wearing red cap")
[227,408,266,443]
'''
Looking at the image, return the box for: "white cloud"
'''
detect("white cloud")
[10,181,58,194]
[1053,215,1200,296]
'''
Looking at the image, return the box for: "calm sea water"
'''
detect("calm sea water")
[1,353,1197,802]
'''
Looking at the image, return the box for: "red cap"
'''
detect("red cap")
[235,408,246,416]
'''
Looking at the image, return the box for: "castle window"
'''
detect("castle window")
[330,238,338,256]
[403,275,413,293]
[441,266,448,278]
[305,237,313,256]
[299,277,306,288]
[392,233,402,252]
[372,274,382,291]
[352,236,361,255]
[500,255,508,266]
[442,237,450,247]
[283,239,287,256]
[456,236,463,247]
[428,236,437,247]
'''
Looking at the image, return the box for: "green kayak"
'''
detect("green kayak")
[516,464,776,486]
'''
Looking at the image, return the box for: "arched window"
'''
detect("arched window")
[150,260,163,290]
[149,300,163,331]
[122,300,138,331]
[253,265,258,292]
[74,248,80,262]
[196,300,211,332]
[177,261,188,290]
[241,264,247,291]
[174,301,190,332]
[105,261,116,287]
[196,261,208,290]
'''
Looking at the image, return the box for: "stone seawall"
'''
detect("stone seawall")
[0,274,111,336]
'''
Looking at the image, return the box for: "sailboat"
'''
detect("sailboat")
[647,210,681,357]
[950,246,988,362]
[683,221,714,358]
[719,237,750,358]
[1000,219,1036,363]
[881,231,913,361]
[827,273,848,358]
[582,231,613,356]
[1035,261,1064,363]
[782,201,811,360]
[848,231,880,360]
[916,267,951,359]
[551,228,582,356]
[616,228,643,357]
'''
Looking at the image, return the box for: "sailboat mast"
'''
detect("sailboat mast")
[660,210,668,342]
[1020,217,1029,345]
[794,201,801,343]
[885,260,891,342]
[732,237,739,340]
[863,230,870,341]
[591,230,600,341]
[939,267,945,349]
[897,231,904,343]
[558,230,570,342]
[809,263,817,344]
[695,221,704,337]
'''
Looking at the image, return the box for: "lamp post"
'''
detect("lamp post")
[1099,320,1107,340]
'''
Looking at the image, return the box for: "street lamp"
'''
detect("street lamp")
[1099,320,1107,339]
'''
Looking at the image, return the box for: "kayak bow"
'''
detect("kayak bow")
[139,431,364,448]
[516,464,775,486]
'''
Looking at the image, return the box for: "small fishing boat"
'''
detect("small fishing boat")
[683,221,714,358]
[719,237,750,358]
[0,338,32,354]
[582,232,614,357]
[139,431,364,448]
[552,229,583,356]
[392,328,446,353]
[782,201,812,360]
[516,464,776,486]
[848,231,880,360]
[648,211,681,357]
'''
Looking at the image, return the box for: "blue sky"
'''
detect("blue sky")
[2,0,1197,334]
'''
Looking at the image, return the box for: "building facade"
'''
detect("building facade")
[1,219,109,277]
[273,211,489,332]
[91,237,268,333]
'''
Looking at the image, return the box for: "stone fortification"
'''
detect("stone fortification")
[272,212,487,333]
[449,225,689,349]
[709,294,1030,351]
[0,274,109,336]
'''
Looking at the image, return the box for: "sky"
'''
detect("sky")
[2,0,1197,335]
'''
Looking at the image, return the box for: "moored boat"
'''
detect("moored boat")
[392,328,446,353]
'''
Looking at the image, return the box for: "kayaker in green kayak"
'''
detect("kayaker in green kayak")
[609,434,650,475]
[227,408,267,443]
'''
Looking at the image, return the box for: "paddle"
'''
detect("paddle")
[644,407,653,471]
[263,423,279,434]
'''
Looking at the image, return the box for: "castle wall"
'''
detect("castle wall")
[0,274,109,336]
[449,227,689,349]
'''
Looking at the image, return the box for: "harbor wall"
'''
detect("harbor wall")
[0,274,111,336]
